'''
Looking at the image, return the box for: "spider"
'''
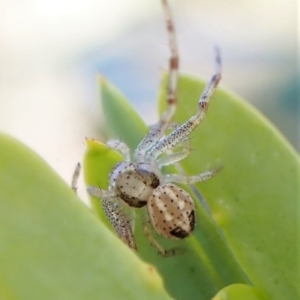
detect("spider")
[84,0,221,256]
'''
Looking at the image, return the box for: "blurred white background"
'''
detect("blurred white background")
[0,0,298,191]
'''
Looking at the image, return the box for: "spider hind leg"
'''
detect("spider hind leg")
[143,219,183,257]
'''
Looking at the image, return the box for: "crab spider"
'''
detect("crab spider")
[86,0,221,255]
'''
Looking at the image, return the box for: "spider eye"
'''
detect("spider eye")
[150,177,160,188]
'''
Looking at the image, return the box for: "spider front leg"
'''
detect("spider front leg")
[106,139,130,161]
[156,138,190,168]
[162,166,222,185]
[161,0,178,119]
[134,0,178,162]
[86,138,130,162]
[146,47,222,162]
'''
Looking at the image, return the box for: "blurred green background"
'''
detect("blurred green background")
[0,0,297,196]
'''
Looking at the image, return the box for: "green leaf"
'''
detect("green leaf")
[88,73,300,300]
[0,133,171,300]
[212,283,264,300]
[157,74,300,300]
[98,75,148,149]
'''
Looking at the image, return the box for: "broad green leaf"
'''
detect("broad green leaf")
[89,73,300,299]
[98,75,148,149]
[158,74,300,300]
[0,133,171,300]
[85,76,251,300]
[212,283,264,300]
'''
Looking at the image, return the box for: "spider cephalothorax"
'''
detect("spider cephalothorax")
[85,0,221,255]
[109,162,161,208]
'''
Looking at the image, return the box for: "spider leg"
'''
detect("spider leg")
[87,186,115,200]
[146,47,222,161]
[102,197,137,251]
[161,0,178,119]
[156,138,190,168]
[143,218,182,257]
[87,186,137,251]
[107,139,130,161]
[71,162,81,193]
[86,138,130,161]
[134,0,178,162]
[162,166,222,184]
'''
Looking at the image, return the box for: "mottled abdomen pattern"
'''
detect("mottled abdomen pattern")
[147,184,195,239]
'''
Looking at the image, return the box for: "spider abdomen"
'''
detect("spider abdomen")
[147,184,195,239]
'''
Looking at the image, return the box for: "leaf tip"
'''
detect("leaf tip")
[85,137,106,150]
